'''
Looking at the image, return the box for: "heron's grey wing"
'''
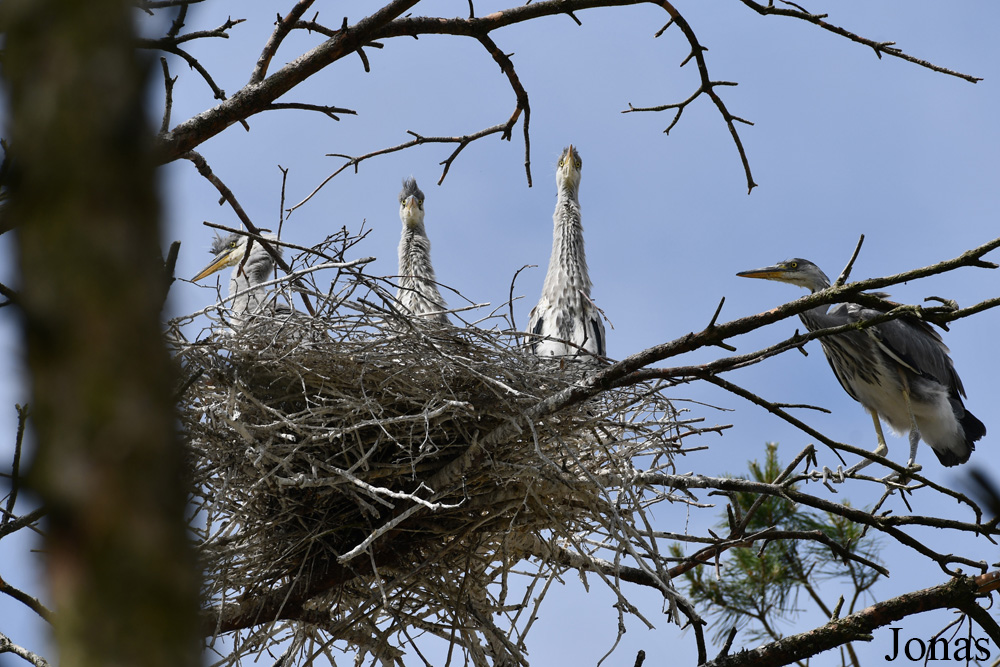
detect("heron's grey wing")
[527,305,544,352]
[589,311,606,357]
[861,307,965,397]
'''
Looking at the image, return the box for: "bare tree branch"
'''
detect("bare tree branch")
[702,575,992,667]
[158,56,177,134]
[137,16,244,48]
[640,472,994,574]
[624,1,757,192]
[0,507,46,541]
[735,0,983,83]
[1,405,28,527]
[250,1,316,84]
[475,32,532,186]
[0,631,50,667]
[289,124,514,213]
[0,576,52,623]
[263,102,357,121]
[5,4,993,665]
[156,1,421,161]
[152,0,980,175]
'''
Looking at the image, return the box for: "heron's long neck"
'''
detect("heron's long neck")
[541,190,591,298]
[229,251,274,316]
[398,225,436,282]
[797,280,835,332]
[397,224,446,318]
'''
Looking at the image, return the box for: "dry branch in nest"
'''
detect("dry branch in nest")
[169,233,710,665]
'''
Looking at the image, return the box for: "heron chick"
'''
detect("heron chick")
[738,258,985,471]
[528,145,606,358]
[193,232,283,326]
[397,177,449,324]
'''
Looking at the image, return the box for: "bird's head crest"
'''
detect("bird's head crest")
[399,177,425,204]
[209,232,244,256]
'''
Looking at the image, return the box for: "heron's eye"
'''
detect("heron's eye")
[788,261,798,269]
[574,158,582,168]
[229,241,238,249]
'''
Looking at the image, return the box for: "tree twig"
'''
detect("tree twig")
[251,1,316,84]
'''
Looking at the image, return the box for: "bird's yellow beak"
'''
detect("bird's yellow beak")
[736,264,789,281]
[557,145,578,186]
[562,145,576,170]
[402,195,422,226]
[192,248,240,281]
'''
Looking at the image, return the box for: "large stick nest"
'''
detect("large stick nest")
[170,233,710,665]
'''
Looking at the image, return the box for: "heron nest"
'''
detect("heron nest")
[170,232,713,666]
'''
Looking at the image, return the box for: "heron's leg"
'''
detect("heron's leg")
[900,386,922,468]
[891,370,921,468]
[846,409,889,475]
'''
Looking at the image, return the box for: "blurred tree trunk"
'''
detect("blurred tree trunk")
[0,1,201,667]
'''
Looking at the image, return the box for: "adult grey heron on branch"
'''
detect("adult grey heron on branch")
[396,177,449,325]
[193,232,284,326]
[528,145,606,358]
[738,258,985,472]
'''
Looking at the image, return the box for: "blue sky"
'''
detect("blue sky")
[2,1,999,665]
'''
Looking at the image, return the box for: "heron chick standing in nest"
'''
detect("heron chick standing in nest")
[193,232,283,327]
[528,145,606,358]
[396,177,449,324]
[738,258,985,473]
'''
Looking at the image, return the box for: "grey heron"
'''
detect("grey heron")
[738,258,985,471]
[527,145,606,358]
[396,177,449,325]
[193,232,284,326]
